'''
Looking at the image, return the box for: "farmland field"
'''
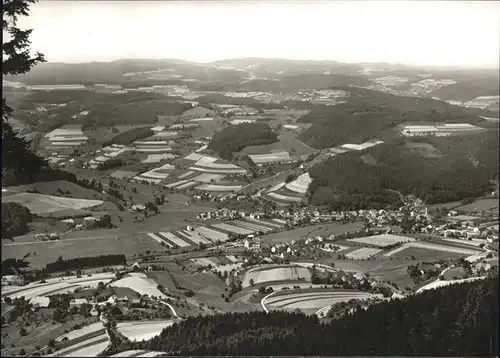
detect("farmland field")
[212,223,254,235]
[46,331,109,357]
[263,289,382,316]
[404,241,481,255]
[2,193,104,214]
[454,198,498,213]
[194,226,230,242]
[56,322,105,342]
[416,276,486,293]
[345,248,383,260]
[242,265,312,287]
[387,245,479,261]
[109,170,137,179]
[2,273,115,299]
[116,320,176,342]
[285,173,312,194]
[2,235,164,268]
[261,221,364,245]
[348,234,415,248]
[195,184,243,192]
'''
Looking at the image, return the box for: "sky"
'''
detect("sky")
[15,0,500,68]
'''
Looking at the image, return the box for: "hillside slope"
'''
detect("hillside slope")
[130,277,498,356]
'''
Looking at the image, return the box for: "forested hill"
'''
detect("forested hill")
[131,277,498,357]
[307,131,498,209]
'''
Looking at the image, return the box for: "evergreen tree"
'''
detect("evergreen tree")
[2,0,47,182]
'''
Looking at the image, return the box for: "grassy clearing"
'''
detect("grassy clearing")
[261,221,364,245]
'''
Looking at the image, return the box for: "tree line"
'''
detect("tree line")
[44,254,126,273]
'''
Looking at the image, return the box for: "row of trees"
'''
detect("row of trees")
[44,254,126,273]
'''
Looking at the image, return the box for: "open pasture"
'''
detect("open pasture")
[348,234,415,248]
[345,248,383,260]
[242,265,311,287]
[116,320,176,342]
[261,221,364,245]
[2,192,104,214]
[2,273,115,300]
[110,273,172,300]
[2,234,164,268]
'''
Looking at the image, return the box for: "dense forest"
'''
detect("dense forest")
[308,136,497,209]
[82,100,192,130]
[125,278,498,356]
[44,254,126,273]
[208,123,278,159]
